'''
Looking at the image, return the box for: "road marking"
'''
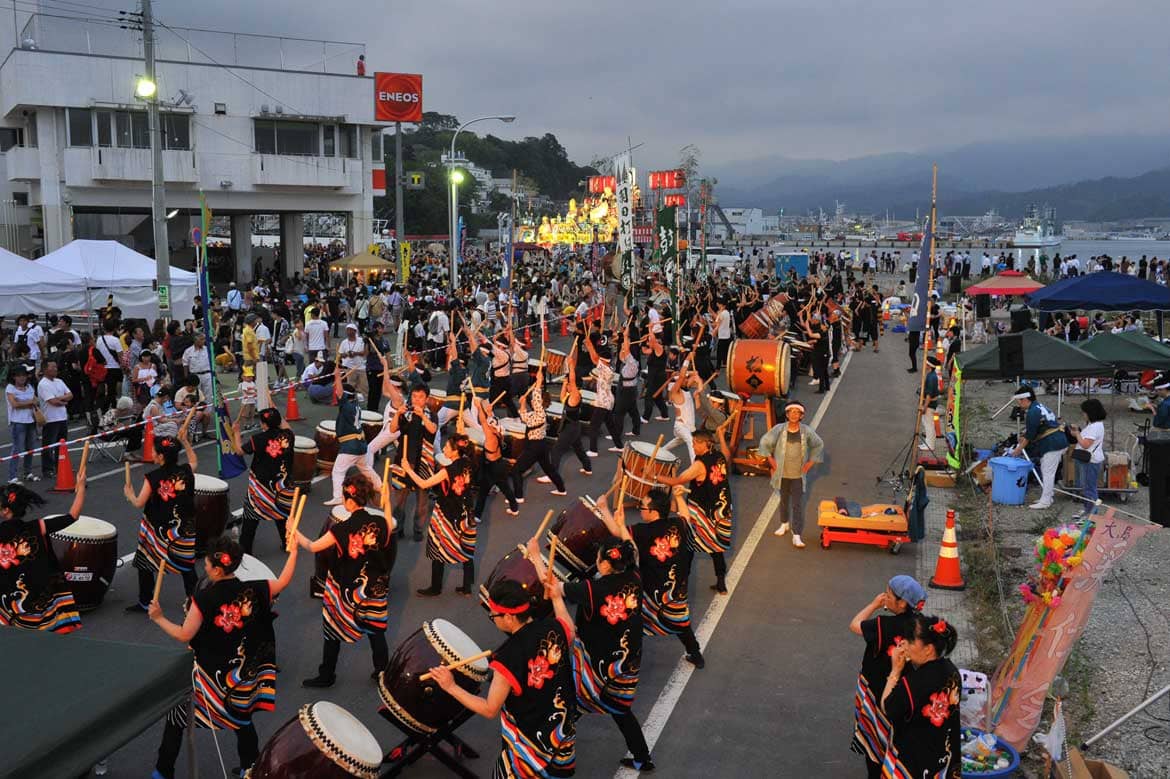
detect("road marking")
[613,350,853,776]
[117,471,330,566]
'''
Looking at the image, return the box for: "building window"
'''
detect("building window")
[339,124,357,159]
[115,111,132,148]
[323,125,335,157]
[95,110,113,147]
[0,128,23,152]
[67,108,92,147]
[162,113,190,150]
[12,192,27,206]
[130,111,149,149]
[370,130,382,162]
[253,120,319,155]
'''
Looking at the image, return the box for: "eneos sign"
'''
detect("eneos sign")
[374,72,423,123]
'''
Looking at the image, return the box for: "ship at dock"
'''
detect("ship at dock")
[1012,204,1062,259]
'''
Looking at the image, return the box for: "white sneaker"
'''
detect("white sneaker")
[1028,501,1052,510]
[792,534,806,548]
[773,522,789,537]
[607,446,624,453]
[808,379,818,386]
[586,450,599,458]
[536,475,552,484]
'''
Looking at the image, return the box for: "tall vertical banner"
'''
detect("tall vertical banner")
[399,240,411,283]
[458,216,466,261]
[989,510,1154,750]
[197,193,224,476]
[614,152,635,303]
[657,205,678,328]
[699,181,710,275]
[500,212,513,291]
[906,211,934,331]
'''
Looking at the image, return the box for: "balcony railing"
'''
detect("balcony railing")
[17,13,365,75]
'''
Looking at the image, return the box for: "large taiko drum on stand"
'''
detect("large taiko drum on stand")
[545,402,565,438]
[292,435,318,494]
[313,506,394,598]
[620,441,678,501]
[544,349,567,379]
[479,545,555,617]
[727,339,790,397]
[546,496,609,579]
[48,515,118,611]
[315,420,338,473]
[360,411,383,443]
[378,619,491,736]
[193,474,229,554]
[738,295,787,338]
[500,419,527,462]
[247,701,382,778]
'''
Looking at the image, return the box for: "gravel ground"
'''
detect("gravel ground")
[958,375,1170,779]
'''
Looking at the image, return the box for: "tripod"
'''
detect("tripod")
[379,708,481,779]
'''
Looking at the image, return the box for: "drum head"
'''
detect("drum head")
[547,349,566,357]
[360,411,383,423]
[330,505,352,522]
[303,701,382,778]
[500,419,525,436]
[194,474,228,492]
[236,553,276,581]
[294,435,316,451]
[546,402,565,417]
[51,515,116,540]
[465,427,485,445]
[430,389,448,400]
[318,420,337,433]
[716,390,740,401]
[628,440,678,462]
[427,619,489,675]
[779,342,791,396]
[579,390,597,403]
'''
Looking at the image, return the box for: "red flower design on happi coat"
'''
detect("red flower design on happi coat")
[600,593,629,625]
[214,603,245,633]
[0,543,18,569]
[650,535,673,563]
[922,691,952,727]
[156,479,176,502]
[886,637,904,658]
[708,462,726,486]
[265,438,285,458]
[527,654,555,689]
[348,533,366,559]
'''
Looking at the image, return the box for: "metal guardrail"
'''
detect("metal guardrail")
[18,13,365,75]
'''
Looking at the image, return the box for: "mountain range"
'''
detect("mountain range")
[712,134,1170,221]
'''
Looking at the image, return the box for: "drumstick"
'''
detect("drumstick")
[420,649,493,681]
[381,456,392,513]
[457,391,466,435]
[152,559,166,603]
[616,474,628,512]
[647,434,665,471]
[286,493,307,552]
[124,462,131,488]
[545,536,559,585]
[535,509,556,541]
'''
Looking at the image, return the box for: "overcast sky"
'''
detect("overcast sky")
[152,0,1168,175]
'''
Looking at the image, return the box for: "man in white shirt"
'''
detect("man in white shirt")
[302,352,333,404]
[37,358,71,479]
[714,300,733,368]
[254,318,272,410]
[305,307,330,357]
[337,323,368,397]
[24,318,44,363]
[426,306,449,369]
[182,332,213,408]
[226,282,243,312]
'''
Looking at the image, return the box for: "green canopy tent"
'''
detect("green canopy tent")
[954,329,1114,380]
[1078,330,1170,371]
[1,630,191,777]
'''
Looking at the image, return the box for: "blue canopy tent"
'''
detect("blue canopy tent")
[1025,270,1170,338]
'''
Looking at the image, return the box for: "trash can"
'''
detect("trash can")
[1145,430,1170,528]
[989,456,1031,505]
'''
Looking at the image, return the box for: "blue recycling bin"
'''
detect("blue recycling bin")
[989,456,1031,505]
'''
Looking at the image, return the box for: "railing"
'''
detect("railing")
[17,13,366,75]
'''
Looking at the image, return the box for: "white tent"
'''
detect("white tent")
[37,240,198,320]
[0,246,88,316]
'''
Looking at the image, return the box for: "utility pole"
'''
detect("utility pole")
[142,0,170,318]
[394,121,405,269]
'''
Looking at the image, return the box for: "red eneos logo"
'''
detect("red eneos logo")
[374,73,423,123]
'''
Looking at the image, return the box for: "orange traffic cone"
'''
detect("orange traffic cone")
[285,384,304,421]
[933,412,942,437]
[142,416,156,462]
[523,325,532,349]
[929,509,965,590]
[51,439,77,492]
[560,316,569,337]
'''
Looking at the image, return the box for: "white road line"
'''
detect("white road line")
[613,350,853,776]
[116,471,331,566]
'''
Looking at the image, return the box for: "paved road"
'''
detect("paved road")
[28,334,926,778]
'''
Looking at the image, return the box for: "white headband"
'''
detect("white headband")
[1156,380,1170,390]
[1011,392,1033,400]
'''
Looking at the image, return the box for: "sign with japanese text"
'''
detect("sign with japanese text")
[647,169,685,190]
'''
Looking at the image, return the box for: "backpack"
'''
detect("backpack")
[428,312,442,336]
[84,345,108,387]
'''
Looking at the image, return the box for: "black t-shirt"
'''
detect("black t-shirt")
[145,464,196,535]
[564,568,643,671]
[884,657,962,779]
[630,515,693,603]
[190,577,276,675]
[245,428,294,487]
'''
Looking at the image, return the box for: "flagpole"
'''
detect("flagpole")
[198,193,225,477]
[911,165,939,458]
[673,205,681,346]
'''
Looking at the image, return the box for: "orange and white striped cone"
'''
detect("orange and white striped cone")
[929,508,965,590]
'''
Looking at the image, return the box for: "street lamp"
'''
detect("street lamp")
[448,115,516,287]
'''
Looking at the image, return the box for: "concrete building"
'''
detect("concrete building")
[707,207,783,240]
[0,6,385,283]
[441,153,493,213]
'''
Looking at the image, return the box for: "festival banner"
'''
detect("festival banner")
[699,181,710,275]
[458,216,466,260]
[907,213,934,332]
[197,192,225,477]
[988,509,1156,750]
[657,206,678,326]
[399,240,411,283]
[500,212,513,291]
[614,152,636,301]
